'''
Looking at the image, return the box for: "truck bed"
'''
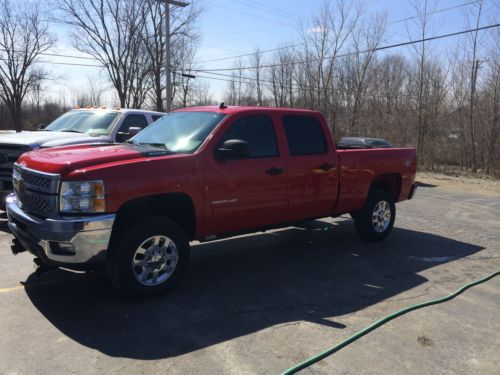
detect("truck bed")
[334,148,417,214]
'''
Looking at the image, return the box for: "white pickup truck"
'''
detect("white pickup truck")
[0,108,164,195]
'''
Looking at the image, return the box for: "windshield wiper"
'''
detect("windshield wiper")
[145,143,168,149]
[58,129,83,133]
[128,141,169,150]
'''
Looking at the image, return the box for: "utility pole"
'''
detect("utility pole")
[157,0,189,112]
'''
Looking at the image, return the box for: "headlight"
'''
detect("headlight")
[59,180,105,213]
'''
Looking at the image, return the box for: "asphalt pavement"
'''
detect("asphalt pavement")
[0,186,499,374]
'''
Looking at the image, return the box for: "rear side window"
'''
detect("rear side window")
[221,115,278,158]
[152,115,163,122]
[283,116,327,156]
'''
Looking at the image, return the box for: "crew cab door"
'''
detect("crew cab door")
[281,115,338,221]
[204,114,288,235]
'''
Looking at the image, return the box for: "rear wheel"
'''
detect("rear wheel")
[352,189,395,242]
[107,216,190,297]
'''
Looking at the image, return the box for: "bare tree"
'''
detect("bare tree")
[296,0,359,131]
[74,75,105,107]
[482,27,500,174]
[268,48,295,107]
[348,13,387,135]
[464,0,484,171]
[0,0,54,131]
[142,0,201,111]
[251,48,264,105]
[408,0,439,166]
[173,37,198,108]
[57,0,147,108]
[191,81,213,106]
[224,59,246,105]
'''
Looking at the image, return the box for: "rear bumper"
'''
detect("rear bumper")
[408,183,417,200]
[6,194,115,267]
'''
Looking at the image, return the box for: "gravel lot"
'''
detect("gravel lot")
[0,186,499,374]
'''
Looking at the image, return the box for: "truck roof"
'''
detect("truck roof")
[175,105,322,116]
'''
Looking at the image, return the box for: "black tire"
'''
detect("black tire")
[352,188,395,242]
[107,215,190,297]
[0,193,7,211]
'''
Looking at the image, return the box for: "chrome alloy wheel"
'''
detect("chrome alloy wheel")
[372,200,391,233]
[132,235,179,286]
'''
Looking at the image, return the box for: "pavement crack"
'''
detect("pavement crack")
[386,282,436,303]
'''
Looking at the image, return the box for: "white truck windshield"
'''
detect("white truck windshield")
[45,111,119,135]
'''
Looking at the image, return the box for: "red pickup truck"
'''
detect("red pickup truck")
[7,106,417,296]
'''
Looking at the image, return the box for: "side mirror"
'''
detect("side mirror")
[38,123,47,130]
[215,139,250,160]
[116,127,142,142]
[128,127,142,136]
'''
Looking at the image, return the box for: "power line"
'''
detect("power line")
[195,23,500,73]
[198,0,482,65]
[203,24,286,37]
[198,43,247,54]
[389,0,481,25]
[0,48,97,61]
[197,44,300,64]
[218,0,305,22]
[205,1,297,29]
[0,0,479,67]
[2,23,494,81]
[0,57,103,68]
[195,70,316,90]
[245,0,307,20]
[175,71,422,100]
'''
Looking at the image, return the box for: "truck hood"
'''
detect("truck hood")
[17,144,171,176]
[0,131,111,148]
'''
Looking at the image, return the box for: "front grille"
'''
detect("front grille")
[19,190,52,214]
[13,164,60,217]
[16,167,52,190]
[0,146,32,183]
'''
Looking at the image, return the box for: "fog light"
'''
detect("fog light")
[49,242,76,256]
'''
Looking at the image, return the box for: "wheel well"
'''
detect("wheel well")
[371,173,402,201]
[113,193,196,240]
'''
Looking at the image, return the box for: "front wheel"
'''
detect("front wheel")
[107,216,190,297]
[352,189,395,242]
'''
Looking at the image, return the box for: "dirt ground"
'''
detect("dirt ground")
[417,171,500,197]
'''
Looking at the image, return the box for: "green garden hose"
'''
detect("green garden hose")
[282,270,500,375]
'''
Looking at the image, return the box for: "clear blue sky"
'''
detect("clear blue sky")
[43,0,499,105]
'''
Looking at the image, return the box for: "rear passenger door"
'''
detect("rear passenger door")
[204,114,288,235]
[282,115,338,221]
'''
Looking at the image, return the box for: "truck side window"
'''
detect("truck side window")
[151,115,163,122]
[221,115,278,158]
[283,116,327,156]
[118,114,148,133]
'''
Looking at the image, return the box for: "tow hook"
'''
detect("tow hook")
[10,238,26,255]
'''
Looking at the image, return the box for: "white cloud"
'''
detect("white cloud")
[308,26,325,34]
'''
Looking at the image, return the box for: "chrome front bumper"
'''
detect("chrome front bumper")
[6,194,115,266]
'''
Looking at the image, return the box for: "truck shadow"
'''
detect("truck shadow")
[24,219,483,360]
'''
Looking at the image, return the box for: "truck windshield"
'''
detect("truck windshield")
[45,111,118,135]
[130,111,226,153]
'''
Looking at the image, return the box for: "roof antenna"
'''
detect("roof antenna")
[219,102,227,109]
